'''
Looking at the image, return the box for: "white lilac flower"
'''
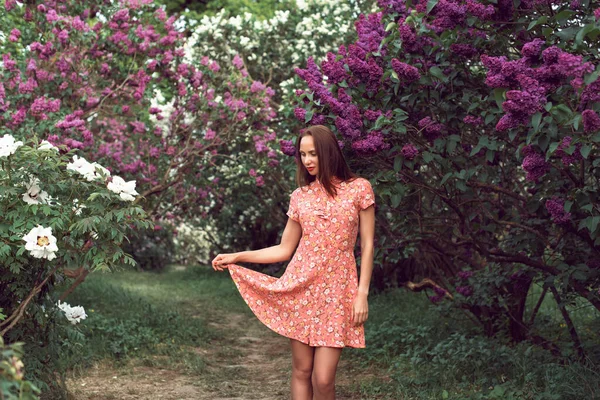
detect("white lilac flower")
[38,140,58,151]
[57,301,87,325]
[22,178,50,205]
[0,134,23,157]
[22,225,58,260]
[107,176,138,202]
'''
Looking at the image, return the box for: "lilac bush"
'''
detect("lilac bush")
[292,0,600,352]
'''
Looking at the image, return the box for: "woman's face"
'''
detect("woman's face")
[299,135,318,176]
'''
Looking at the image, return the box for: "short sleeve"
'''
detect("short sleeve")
[286,189,300,222]
[355,178,375,210]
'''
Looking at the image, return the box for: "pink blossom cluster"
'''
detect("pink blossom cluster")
[29,97,61,119]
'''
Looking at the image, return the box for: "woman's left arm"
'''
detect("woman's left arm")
[352,204,375,326]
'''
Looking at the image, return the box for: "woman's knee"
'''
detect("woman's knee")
[292,363,313,380]
[312,372,335,393]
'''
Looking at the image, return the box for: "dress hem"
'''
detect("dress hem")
[228,266,366,349]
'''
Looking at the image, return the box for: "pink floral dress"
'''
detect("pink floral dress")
[228,177,375,348]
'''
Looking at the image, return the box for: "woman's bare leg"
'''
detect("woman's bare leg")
[312,346,343,400]
[290,339,315,400]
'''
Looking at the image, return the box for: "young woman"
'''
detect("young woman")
[212,125,375,400]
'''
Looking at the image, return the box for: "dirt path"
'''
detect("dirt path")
[67,306,369,399]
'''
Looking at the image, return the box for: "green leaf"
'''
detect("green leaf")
[531,112,542,132]
[576,23,595,46]
[422,151,434,163]
[493,88,506,109]
[527,15,548,31]
[442,390,449,399]
[554,10,575,22]
[564,200,573,212]
[580,144,592,159]
[554,26,579,41]
[441,172,452,185]
[426,0,439,13]
[586,216,600,234]
[304,109,314,124]
[429,66,447,82]
[393,155,403,172]
[385,22,397,32]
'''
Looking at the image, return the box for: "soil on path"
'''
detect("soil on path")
[66,277,374,399]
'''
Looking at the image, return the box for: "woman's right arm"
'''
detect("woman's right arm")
[212,218,302,270]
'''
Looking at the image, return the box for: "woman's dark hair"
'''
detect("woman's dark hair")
[294,125,356,198]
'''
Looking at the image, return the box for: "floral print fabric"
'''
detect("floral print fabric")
[228,177,375,348]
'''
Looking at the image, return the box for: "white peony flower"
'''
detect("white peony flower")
[72,198,86,215]
[107,176,138,202]
[38,140,58,152]
[22,225,59,261]
[0,134,24,157]
[22,178,50,205]
[66,155,110,181]
[57,301,87,325]
[67,155,95,177]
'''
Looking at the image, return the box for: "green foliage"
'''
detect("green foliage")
[0,338,40,400]
[123,225,176,272]
[351,289,600,400]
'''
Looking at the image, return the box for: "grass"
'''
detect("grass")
[63,265,600,400]
[65,265,248,377]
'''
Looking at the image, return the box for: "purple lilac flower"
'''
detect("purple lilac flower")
[355,12,387,55]
[8,28,20,42]
[465,0,494,19]
[555,136,582,166]
[588,259,600,269]
[311,114,327,125]
[522,152,550,181]
[364,110,382,121]
[456,286,473,296]
[250,81,266,93]
[418,117,443,141]
[280,139,296,157]
[450,44,479,58]
[545,197,571,224]
[321,51,347,84]
[294,108,307,122]
[255,176,265,187]
[401,143,419,160]
[428,0,467,33]
[391,59,420,82]
[351,131,389,153]
[457,270,474,279]
[595,8,600,20]
[521,38,545,58]
[232,54,244,70]
[205,129,216,140]
[582,110,600,133]
[463,115,483,125]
